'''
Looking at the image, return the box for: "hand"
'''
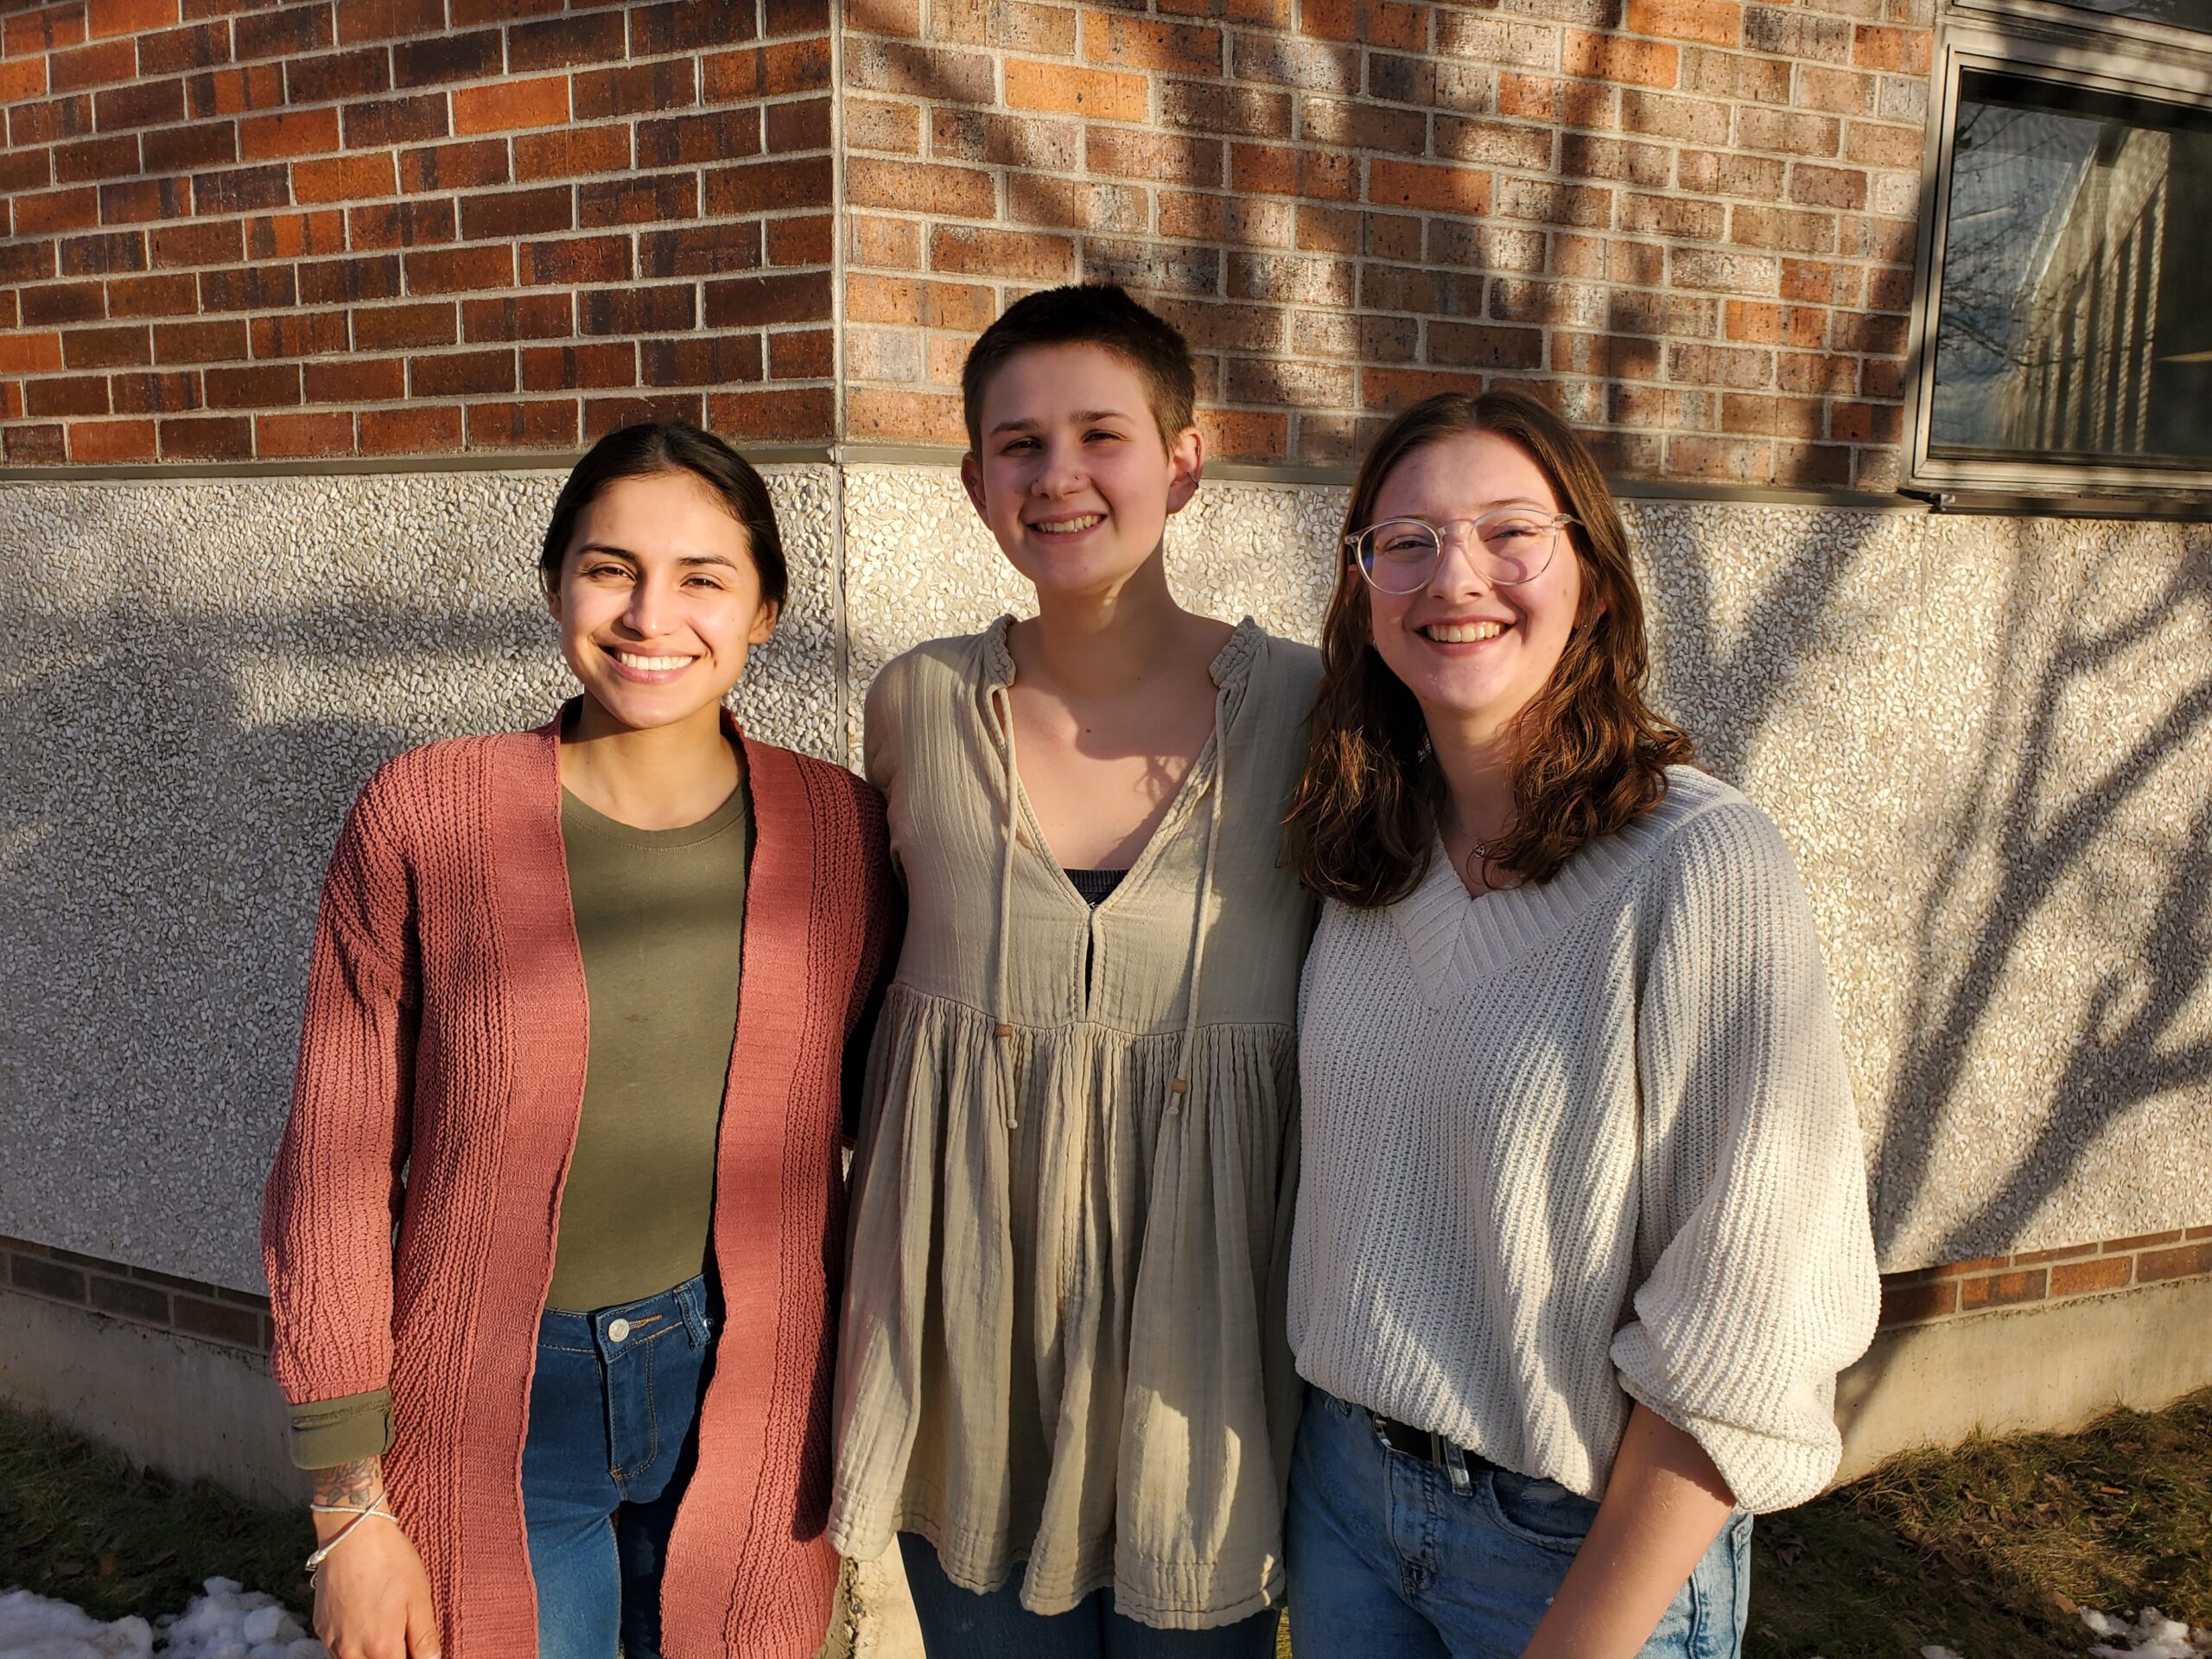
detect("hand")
[307,1459,439,1659]
[313,1516,439,1659]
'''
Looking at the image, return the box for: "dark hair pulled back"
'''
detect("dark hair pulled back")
[538,422,788,613]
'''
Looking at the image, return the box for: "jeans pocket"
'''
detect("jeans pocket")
[1479,1471,1599,1554]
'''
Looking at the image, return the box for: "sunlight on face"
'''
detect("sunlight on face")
[547,471,778,735]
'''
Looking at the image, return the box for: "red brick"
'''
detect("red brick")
[574,60,697,122]
[465,397,578,448]
[1300,0,1426,47]
[640,224,761,279]
[766,96,830,154]
[250,309,347,357]
[28,374,114,417]
[154,318,245,361]
[255,410,352,457]
[768,328,831,379]
[15,188,100,238]
[626,0,756,53]
[347,198,453,250]
[1005,57,1147,121]
[110,367,198,411]
[519,234,632,286]
[63,325,151,369]
[157,413,251,459]
[2049,1255,2133,1299]
[637,110,763,169]
[22,281,109,325]
[925,224,1072,282]
[1564,29,1678,86]
[701,271,830,329]
[767,216,832,270]
[459,186,572,241]
[353,302,455,349]
[204,362,300,406]
[507,11,626,72]
[60,230,147,276]
[391,29,499,88]
[232,3,332,61]
[703,38,830,102]
[2,424,69,463]
[578,283,696,334]
[703,155,831,216]
[335,0,444,44]
[513,125,630,181]
[280,47,387,103]
[2138,1243,2212,1282]
[186,61,282,118]
[639,335,765,387]
[68,417,158,461]
[577,174,698,230]
[56,135,144,184]
[1667,433,1773,481]
[237,107,336,161]
[580,393,701,438]
[53,39,139,94]
[143,119,235,172]
[2104,1229,2183,1253]
[1879,1276,1955,1325]
[1083,10,1220,72]
[303,356,405,402]
[292,152,394,204]
[1369,160,1492,217]
[94,77,187,132]
[1852,22,1928,73]
[0,335,67,375]
[404,244,514,295]
[297,252,401,303]
[1956,1268,2047,1310]
[410,349,515,397]
[359,403,461,453]
[463,294,573,342]
[520,341,635,391]
[453,76,569,137]
[0,52,51,102]
[398,140,507,195]
[5,5,88,55]
[343,94,446,149]
[196,264,292,312]
[99,176,192,224]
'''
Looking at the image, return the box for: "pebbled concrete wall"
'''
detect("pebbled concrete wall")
[1,464,2207,1287]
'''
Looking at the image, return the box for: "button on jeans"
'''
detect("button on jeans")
[522,1274,717,1659]
[1285,1389,1751,1659]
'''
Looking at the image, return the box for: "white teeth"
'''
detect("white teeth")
[1425,621,1505,643]
[613,652,692,671]
[1035,514,1102,533]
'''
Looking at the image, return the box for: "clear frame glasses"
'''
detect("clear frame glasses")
[1344,509,1578,594]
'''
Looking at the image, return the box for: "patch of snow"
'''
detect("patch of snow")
[2082,1606,2212,1659]
[0,1583,323,1659]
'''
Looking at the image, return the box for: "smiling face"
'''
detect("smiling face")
[545,470,779,736]
[960,341,1202,601]
[1363,428,1586,751]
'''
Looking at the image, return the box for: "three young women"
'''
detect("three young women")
[1281,390,1880,1657]
[263,423,897,1659]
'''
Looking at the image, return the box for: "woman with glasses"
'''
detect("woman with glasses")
[1280,390,1878,1659]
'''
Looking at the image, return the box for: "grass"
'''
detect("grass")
[4,1392,2208,1656]
[1274,1386,2212,1658]
[0,1404,312,1624]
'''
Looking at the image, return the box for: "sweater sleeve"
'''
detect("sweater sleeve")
[1608,800,1879,1514]
[260,761,422,1422]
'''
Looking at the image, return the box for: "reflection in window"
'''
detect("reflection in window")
[2051,0,2212,32]
[1929,72,2212,468]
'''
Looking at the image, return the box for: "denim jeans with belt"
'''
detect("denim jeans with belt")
[1285,1388,1751,1659]
[521,1274,716,1659]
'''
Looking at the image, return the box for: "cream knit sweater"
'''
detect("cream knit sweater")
[1287,767,1878,1516]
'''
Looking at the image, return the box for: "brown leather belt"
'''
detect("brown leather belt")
[1368,1408,1502,1494]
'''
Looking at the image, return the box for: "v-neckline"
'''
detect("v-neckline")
[984,615,1257,915]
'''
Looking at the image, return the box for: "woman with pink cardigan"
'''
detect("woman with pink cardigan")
[262,423,899,1659]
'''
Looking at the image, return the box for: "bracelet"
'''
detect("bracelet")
[305,1500,397,1575]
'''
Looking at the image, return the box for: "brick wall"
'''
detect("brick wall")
[838,0,1932,486]
[1878,1226,2212,1331]
[3,1233,271,1353]
[0,0,832,466]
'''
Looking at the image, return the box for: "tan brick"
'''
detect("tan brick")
[1302,96,1428,156]
[1564,30,1679,86]
[847,98,922,155]
[1436,116,1556,170]
[1669,246,1777,294]
[1796,64,1874,115]
[1087,127,1222,187]
[1369,160,1493,217]
[1843,118,1922,168]
[1730,203,1838,254]
[1006,58,1147,121]
[936,108,1078,169]
[930,223,1075,280]
[1624,0,1741,46]
[1082,10,1221,73]
[1619,89,1732,147]
[1436,11,1559,68]
[1668,432,1772,480]
[1496,176,1613,226]
[1007,174,1148,234]
[1623,192,1724,239]
[849,214,921,270]
[847,385,963,443]
[1738,105,1840,156]
[848,156,995,219]
[1678,147,1784,199]
[1560,134,1672,186]
[1232,143,1357,201]
[1159,78,1289,137]
[1668,340,1771,386]
[1852,22,1929,73]
[1789,162,1869,210]
[1779,257,1862,306]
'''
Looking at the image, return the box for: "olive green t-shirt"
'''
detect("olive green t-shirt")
[544,777,748,1311]
[287,775,748,1469]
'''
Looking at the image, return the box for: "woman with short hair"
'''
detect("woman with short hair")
[1281,390,1878,1659]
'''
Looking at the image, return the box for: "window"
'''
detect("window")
[1909,12,2212,499]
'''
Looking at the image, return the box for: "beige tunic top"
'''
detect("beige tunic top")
[830,617,1320,1630]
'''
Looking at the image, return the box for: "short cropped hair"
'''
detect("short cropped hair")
[537,421,788,614]
[961,283,1198,454]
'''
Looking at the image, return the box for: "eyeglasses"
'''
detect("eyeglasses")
[1343,510,1578,594]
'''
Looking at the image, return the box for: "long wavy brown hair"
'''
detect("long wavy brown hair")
[1286,389,1694,907]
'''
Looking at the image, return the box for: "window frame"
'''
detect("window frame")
[1905,8,2212,503]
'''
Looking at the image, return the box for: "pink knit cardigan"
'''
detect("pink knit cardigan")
[262,709,899,1659]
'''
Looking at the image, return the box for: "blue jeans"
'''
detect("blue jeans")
[521,1275,716,1659]
[1285,1389,1751,1659]
[899,1535,1281,1659]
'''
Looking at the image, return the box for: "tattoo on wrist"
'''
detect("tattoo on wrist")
[311,1458,383,1510]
